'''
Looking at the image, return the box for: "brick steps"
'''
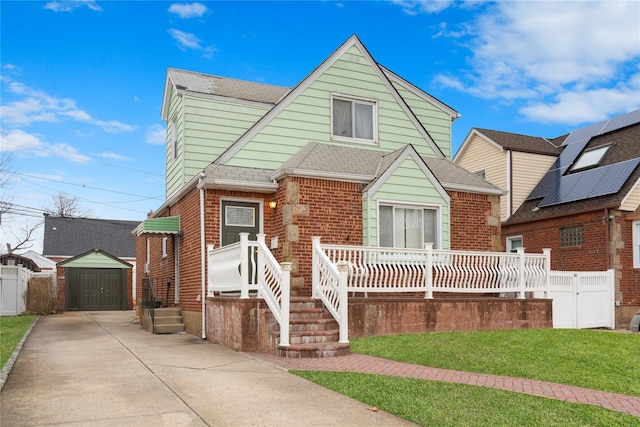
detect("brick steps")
[272,298,350,358]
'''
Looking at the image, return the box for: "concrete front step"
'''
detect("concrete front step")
[289,318,339,332]
[154,323,185,334]
[154,315,183,325]
[276,341,350,358]
[288,329,340,345]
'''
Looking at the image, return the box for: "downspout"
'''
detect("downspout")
[200,186,206,339]
[507,150,513,218]
[604,208,611,270]
[174,234,180,303]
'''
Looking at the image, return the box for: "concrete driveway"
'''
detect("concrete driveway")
[0,311,415,426]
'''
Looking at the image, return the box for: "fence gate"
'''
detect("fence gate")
[549,270,615,329]
[1,266,29,316]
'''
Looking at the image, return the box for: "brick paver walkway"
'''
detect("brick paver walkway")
[250,352,640,418]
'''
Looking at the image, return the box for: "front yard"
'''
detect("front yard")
[294,329,639,426]
[1,315,36,369]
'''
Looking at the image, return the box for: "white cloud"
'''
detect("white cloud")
[99,152,132,161]
[44,1,102,13]
[432,1,640,125]
[2,81,135,132]
[392,0,454,15]
[146,124,166,145]
[168,3,207,19]
[168,28,202,50]
[0,129,91,163]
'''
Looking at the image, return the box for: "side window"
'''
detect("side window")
[170,116,178,161]
[162,237,168,258]
[331,95,376,143]
[560,226,583,247]
[506,235,523,253]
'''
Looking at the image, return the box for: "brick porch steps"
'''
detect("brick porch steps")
[152,307,185,334]
[274,298,350,358]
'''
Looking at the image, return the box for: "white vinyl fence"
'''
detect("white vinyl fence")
[549,270,615,329]
[1,265,29,316]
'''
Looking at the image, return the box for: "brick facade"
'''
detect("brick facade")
[137,179,502,317]
[502,208,640,327]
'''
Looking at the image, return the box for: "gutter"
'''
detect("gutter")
[200,184,206,340]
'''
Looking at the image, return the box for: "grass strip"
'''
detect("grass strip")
[1,315,36,369]
[294,371,640,427]
[350,329,639,396]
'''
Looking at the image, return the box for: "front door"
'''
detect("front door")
[221,200,261,246]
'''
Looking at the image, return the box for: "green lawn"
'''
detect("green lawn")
[292,329,640,426]
[1,315,36,369]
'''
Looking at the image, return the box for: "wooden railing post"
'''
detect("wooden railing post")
[240,233,249,299]
[424,243,433,299]
[337,261,349,344]
[542,248,551,298]
[517,247,526,299]
[279,262,291,347]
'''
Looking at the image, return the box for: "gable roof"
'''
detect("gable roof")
[57,248,132,269]
[43,216,139,258]
[454,128,564,162]
[506,110,640,224]
[161,68,290,120]
[215,35,447,165]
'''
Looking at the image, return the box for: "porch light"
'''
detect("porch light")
[269,198,277,210]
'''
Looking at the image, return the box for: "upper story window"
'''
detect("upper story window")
[571,145,610,171]
[170,117,178,161]
[473,169,486,180]
[331,95,377,143]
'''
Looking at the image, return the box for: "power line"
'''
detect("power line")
[12,171,165,200]
[1,140,165,177]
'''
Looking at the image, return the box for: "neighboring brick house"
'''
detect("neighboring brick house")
[135,35,503,336]
[454,128,564,225]
[42,215,139,311]
[502,109,640,328]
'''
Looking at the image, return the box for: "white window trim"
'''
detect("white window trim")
[571,144,610,171]
[633,221,640,268]
[377,201,442,250]
[330,93,378,145]
[506,235,523,253]
[162,236,168,259]
[170,116,178,162]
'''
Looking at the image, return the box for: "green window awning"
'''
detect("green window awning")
[133,216,181,236]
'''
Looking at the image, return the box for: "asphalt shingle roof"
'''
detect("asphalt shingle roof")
[168,68,290,104]
[475,128,565,156]
[42,216,140,258]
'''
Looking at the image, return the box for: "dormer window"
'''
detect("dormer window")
[331,95,377,143]
[571,145,610,171]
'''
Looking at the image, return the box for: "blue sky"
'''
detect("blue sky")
[1,0,639,253]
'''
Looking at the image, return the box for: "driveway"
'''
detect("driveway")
[0,311,415,426]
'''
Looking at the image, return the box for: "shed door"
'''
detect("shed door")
[68,268,125,311]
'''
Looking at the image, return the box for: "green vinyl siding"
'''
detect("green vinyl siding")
[225,45,444,169]
[165,87,185,198]
[362,156,450,249]
[61,252,131,269]
[391,82,452,159]
[165,93,271,199]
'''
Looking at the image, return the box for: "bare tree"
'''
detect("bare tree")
[45,193,91,218]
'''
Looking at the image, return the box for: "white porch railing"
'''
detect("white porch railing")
[208,233,290,346]
[316,240,550,299]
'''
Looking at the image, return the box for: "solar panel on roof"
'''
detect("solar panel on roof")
[527,167,563,200]
[601,109,640,135]
[537,158,640,207]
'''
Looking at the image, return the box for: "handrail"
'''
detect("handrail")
[312,237,349,343]
[141,277,157,334]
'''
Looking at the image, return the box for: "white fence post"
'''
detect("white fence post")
[517,247,526,299]
[311,236,321,299]
[206,244,215,297]
[425,243,433,299]
[279,262,291,347]
[337,261,349,344]
[240,233,249,299]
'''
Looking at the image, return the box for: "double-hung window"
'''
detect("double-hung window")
[379,204,439,249]
[331,95,376,143]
